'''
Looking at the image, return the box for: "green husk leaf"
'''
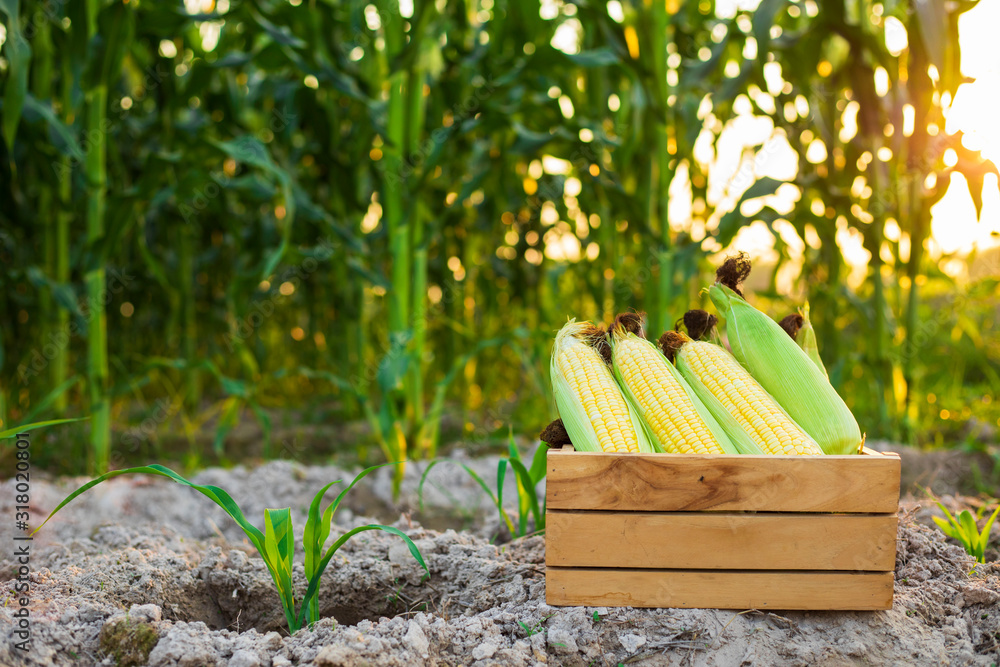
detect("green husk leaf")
[710,283,861,455]
[797,302,828,379]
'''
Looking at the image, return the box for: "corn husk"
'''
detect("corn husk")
[550,320,656,453]
[610,329,750,455]
[709,283,862,455]
[797,302,828,379]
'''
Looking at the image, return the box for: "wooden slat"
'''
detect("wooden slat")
[546,449,900,513]
[546,568,894,610]
[863,447,899,457]
[545,511,897,571]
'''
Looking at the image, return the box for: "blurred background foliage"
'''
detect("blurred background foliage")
[1,0,998,475]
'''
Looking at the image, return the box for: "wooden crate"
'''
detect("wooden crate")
[545,445,901,611]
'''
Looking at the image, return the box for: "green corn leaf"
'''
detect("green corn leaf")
[302,462,403,627]
[0,0,31,151]
[32,465,267,553]
[932,515,962,541]
[263,508,296,631]
[330,462,400,521]
[247,400,273,458]
[527,442,548,486]
[497,458,511,530]
[507,430,521,462]
[979,505,1000,550]
[507,455,542,535]
[0,417,88,439]
[958,510,981,558]
[296,524,427,630]
[250,8,307,48]
[213,396,242,455]
[304,480,342,578]
[22,94,83,160]
[303,480,341,625]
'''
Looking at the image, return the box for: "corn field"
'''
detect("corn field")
[1,0,998,474]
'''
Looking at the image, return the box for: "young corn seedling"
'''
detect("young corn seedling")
[498,431,548,537]
[927,492,1000,564]
[33,463,427,633]
[418,431,547,539]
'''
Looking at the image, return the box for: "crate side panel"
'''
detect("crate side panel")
[545,512,898,571]
[545,568,894,610]
[546,450,900,512]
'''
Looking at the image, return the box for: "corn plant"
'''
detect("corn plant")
[32,463,427,633]
[419,432,547,539]
[928,493,1000,564]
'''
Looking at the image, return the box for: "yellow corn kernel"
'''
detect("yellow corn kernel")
[679,340,823,455]
[554,331,640,453]
[613,334,727,454]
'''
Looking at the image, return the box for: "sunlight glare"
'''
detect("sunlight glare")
[552,19,582,55]
[883,16,907,56]
[931,173,982,254]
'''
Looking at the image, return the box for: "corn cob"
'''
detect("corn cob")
[609,315,744,454]
[550,320,654,453]
[660,331,823,456]
[710,254,861,455]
